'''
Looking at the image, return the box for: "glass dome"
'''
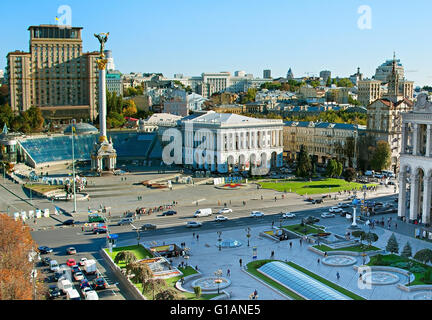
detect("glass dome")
[64,123,98,135]
[216,239,242,248]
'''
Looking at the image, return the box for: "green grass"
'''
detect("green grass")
[104,245,154,268]
[246,260,305,300]
[286,262,365,300]
[367,254,432,286]
[283,224,325,235]
[313,244,381,252]
[24,183,64,194]
[257,178,373,195]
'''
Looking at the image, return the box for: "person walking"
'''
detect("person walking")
[239,259,243,267]
[196,234,199,241]
[336,272,340,280]
[317,258,320,264]
[289,242,293,249]
[227,269,230,277]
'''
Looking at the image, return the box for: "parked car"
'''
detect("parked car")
[250,211,264,218]
[214,215,228,222]
[63,219,75,226]
[80,279,91,290]
[47,285,62,299]
[73,271,84,281]
[42,257,52,266]
[71,265,81,274]
[92,277,108,290]
[79,258,88,266]
[66,247,77,255]
[83,287,99,300]
[312,199,323,204]
[162,210,177,216]
[282,212,296,219]
[66,259,76,267]
[321,212,336,218]
[93,227,107,234]
[337,203,350,208]
[117,218,134,225]
[329,207,343,213]
[186,221,202,228]
[217,208,233,214]
[141,223,157,230]
[304,216,320,224]
[38,246,53,254]
[49,259,60,272]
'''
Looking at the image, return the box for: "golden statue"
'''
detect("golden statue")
[94,32,109,70]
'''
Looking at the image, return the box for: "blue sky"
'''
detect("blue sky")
[2,0,432,86]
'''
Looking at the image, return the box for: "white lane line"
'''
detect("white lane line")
[191,199,206,204]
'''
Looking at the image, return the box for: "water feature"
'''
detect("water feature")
[322,255,357,267]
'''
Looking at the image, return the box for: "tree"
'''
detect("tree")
[127,262,153,284]
[326,77,332,87]
[414,248,432,264]
[296,145,312,178]
[352,230,366,245]
[123,100,137,117]
[401,242,412,259]
[0,214,40,300]
[107,112,126,128]
[114,251,137,266]
[337,78,354,88]
[0,104,14,129]
[155,288,184,300]
[0,85,9,105]
[385,233,399,254]
[343,167,356,182]
[336,161,343,177]
[142,278,166,299]
[370,141,391,171]
[365,232,378,247]
[193,286,202,298]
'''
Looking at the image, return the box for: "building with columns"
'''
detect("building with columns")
[180,111,283,174]
[398,93,432,225]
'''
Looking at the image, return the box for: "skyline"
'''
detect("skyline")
[2,0,432,86]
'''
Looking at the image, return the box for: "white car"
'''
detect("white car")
[214,215,228,222]
[250,211,264,218]
[218,208,233,214]
[73,271,84,281]
[83,288,99,300]
[282,212,296,219]
[186,221,202,228]
[79,258,88,266]
[329,207,343,213]
[321,212,336,218]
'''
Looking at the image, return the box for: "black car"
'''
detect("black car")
[162,210,177,216]
[63,219,75,226]
[47,285,62,299]
[93,228,107,234]
[42,257,52,266]
[38,246,53,254]
[92,277,108,290]
[312,199,323,204]
[341,211,350,217]
[304,216,320,224]
[141,223,157,230]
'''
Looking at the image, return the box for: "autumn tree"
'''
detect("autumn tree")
[0,214,41,300]
[155,288,184,300]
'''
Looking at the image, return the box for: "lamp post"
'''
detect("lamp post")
[214,269,223,294]
[217,231,222,251]
[246,227,251,247]
[71,120,77,214]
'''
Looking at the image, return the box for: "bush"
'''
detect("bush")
[410,265,426,274]
[390,262,409,269]
[193,286,202,298]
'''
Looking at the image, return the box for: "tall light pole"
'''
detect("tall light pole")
[71,120,77,214]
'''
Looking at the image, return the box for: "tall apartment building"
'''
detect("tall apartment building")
[106,70,123,96]
[201,72,231,98]
[263,69,272,79]
[6,25,100,121]
[374,56,404,82]
[319,70,331,84]
[357,79,382,106]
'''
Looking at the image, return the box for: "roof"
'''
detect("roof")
[284,121,366,131]
[183,111,278,125]
[63,123,98,135]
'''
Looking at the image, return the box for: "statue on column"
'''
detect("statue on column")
[94,32,109,57]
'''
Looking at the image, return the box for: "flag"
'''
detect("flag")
[55,16,59,21]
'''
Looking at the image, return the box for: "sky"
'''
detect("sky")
[1,0,432,86]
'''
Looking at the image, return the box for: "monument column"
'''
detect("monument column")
[99,65,107,142]
[398,172,407,220]
[409,174,419,223]
[412,123,419,156]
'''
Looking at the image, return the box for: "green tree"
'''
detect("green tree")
[326,77,332,87]
[352,230,366,245]
[365,232,378,247]
[337,78,354,88]
[370,141,391,171]
[193,286,202,298]
[336,160,343,177]
[414,248,432,264]
[0,104,14,129]
[401,242,412,259]
[142,278,166,299]
[107,112,126,128]
[127,262,153,284]
[385,233,399,254]
[343,167,356,182]
[296,145,312,178]
[325,159,337,178]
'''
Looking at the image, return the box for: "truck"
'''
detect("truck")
[194,208,212,217]
[83,259,97,275]
[58,279,73,293]
[66,288,81,300]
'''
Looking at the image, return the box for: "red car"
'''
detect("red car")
[66,258,76,267]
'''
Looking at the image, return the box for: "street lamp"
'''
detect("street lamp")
[217,231,222,251]
[214,269,223,294]
[71,119,77,214]
[246,227,251,247]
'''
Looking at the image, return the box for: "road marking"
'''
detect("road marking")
[192,199,206,204]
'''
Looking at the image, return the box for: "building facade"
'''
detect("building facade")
[398,93,432,225]
[6,25,100,122]
[357,79,382,106]
[106,70,123,96]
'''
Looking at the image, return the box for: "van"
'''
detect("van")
[58,279,73,293]
[66,288,81,300]
[117,218,133,226]
[365,170,374,176]
[50,259,60,272]
[194,208,212,217]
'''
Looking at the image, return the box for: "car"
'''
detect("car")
[63,219,75,226]
[42,257,52,266]
[83,288,99,300]
[71,265,81,274]
[80,279,91,290]
[305,197,314,202]
[66,247,77,255]
[92,277,108,290]
[162,210,177,216]
[38,246,53,254]
[217,208,233,214]
[282,212,296,219]
[47,285,62,299]
[312,199,323,204]
[394,198,399,203]
[341,211,350,217]
[337,203,350,208]
[321,212,336,218]
[117,218,134,225]
[374,202,384,207]
[73,271,84,281]
[329,207,343,213]
[186,221,202,228]
[79,258,88,266]
[250,211,264,218]
[66,259,76,267]
[51,272,64,282]
[141,223,157,230]
[214,215,228,222]
[304,216,320,224]
[93,227,107,234]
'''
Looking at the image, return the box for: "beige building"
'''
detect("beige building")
[358,79,382,106]
[6,25,100,121]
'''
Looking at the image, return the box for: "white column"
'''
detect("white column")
[412,123,419,156]
[426,124,432,157]
[422,176,432,225]
[398,173,407,219]
[409,174,420,222]
[401,122,408,154]
[99,68,107,140]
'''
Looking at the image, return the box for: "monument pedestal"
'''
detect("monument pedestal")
[91,137,117,172]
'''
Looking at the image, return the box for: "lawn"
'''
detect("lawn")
[283,224,325,235]
[257,178,372,195]
[24,183,64,194]
[313,244,381,252]
[367,254,432,286]
[104,245,153,268]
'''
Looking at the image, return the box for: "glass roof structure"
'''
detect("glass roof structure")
[258,261,350,300]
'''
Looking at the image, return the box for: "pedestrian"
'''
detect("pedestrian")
[317,258,320,264]
[271,221,274,228]
[227,269,230,277]
[395,223,397,229]
[192,232,195,238]
[271,250,274,258]
[336,272,340,280]
[299,238,302,246]
[196,234,199,241]
[195,265,198,271]
[261,195,263,200]
[239,259,242,267]
[289,242,293,249]
[359,273,362,281]
[81,226,84,232]
[274,196,277,202]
